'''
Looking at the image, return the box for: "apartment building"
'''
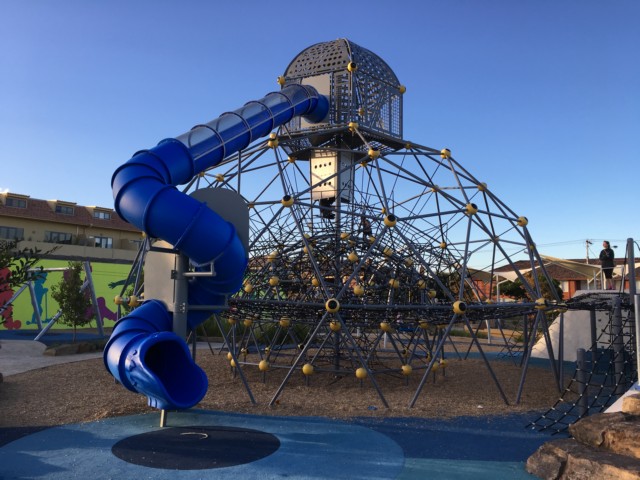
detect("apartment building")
[0,191,142,263]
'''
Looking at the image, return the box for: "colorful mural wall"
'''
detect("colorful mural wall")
[0,259,131,331]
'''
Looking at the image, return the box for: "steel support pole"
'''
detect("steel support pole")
[558,312,564,389]
[612,297,625,395]
[173,253,189,339]
[27,281,43,330]
[590,309,598,369]
[576,348,588,417]
[83,261,104,336]
[635,294,640,381]
[626,238,639,379]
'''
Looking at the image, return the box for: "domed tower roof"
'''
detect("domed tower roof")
[284,39,400,85]
[281,39,404,143]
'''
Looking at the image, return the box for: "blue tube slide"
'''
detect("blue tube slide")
[105,84,328,410]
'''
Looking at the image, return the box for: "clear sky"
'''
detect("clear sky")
[1,0,638,261]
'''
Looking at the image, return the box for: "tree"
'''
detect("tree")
[0,240,48,327]
[50,262,94,342]
[498,272,562,302]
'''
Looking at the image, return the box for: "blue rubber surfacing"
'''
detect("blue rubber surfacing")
[0,410,556,479]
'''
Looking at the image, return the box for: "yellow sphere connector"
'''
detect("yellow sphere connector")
[243,283,254,293]
[279,316,291,328]
[439,241,447,249]
[380,321,392,332]
[348,251,359,263]
[128,296,139,307]
[440,148,451,159]
[478,182,488,192]
[329,321,341,332]
[428,289,437,299]
[535,298,547,310]
[114,295,123,305]
[347,61,357,72]
[267,135,278,148]
[384,214,397,227]
[401,364,412,376]
[243,318,253,327]
[348,121,359,132]
[269,276,280,287]
[281,195,294,207]
[465,203,478,215]
[215,173,224,182]
[302,363,314,375]
[277,76,286,86]
[517,216,529,227]
[259,360,269,372]
[368,148,380,160]
[453,300,467,315]
[389,279,400,289]
[311,277,320,287]
[353,283,365,296]
[355,367,368,379]
[325,298,340,313]
[398,85,406,94]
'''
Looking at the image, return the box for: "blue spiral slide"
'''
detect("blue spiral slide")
[104,84,329,410]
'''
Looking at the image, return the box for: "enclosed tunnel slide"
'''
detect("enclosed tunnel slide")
[104,85,329,410]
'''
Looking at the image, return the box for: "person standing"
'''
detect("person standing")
[599,240,615,290]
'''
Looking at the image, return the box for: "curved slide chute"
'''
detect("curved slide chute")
[105,85,328,410]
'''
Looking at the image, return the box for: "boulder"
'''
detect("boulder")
[569,412,640,460]
[526,438,640,479]
[623,394,640,415]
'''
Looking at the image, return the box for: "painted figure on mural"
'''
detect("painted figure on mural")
[0,267,21,329]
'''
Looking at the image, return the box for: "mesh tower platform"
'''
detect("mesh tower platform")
[120,39,565,408]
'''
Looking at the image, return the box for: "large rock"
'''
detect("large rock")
[623,394,640,415]
[526,438,640,479]
[569,412,640,459]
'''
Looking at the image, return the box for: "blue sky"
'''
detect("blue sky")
[1,0,638,261]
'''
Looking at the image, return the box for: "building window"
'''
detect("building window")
[94,236,113,249]
[45,231,73,244]
[5,197,27,208]
[55,205,75,215]
[0,226,24,240]
[93,210,111,220]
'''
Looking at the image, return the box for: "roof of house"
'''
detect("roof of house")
[0,193,139,233]
[497,257,640,281]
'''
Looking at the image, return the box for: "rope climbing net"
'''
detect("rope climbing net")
[529,293,636,434]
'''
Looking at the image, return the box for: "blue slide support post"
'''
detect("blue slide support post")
[105,85,328,410]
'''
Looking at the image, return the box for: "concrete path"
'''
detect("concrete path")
[0,340,102,377]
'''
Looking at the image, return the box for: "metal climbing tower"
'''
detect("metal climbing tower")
[118,39,568,409]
